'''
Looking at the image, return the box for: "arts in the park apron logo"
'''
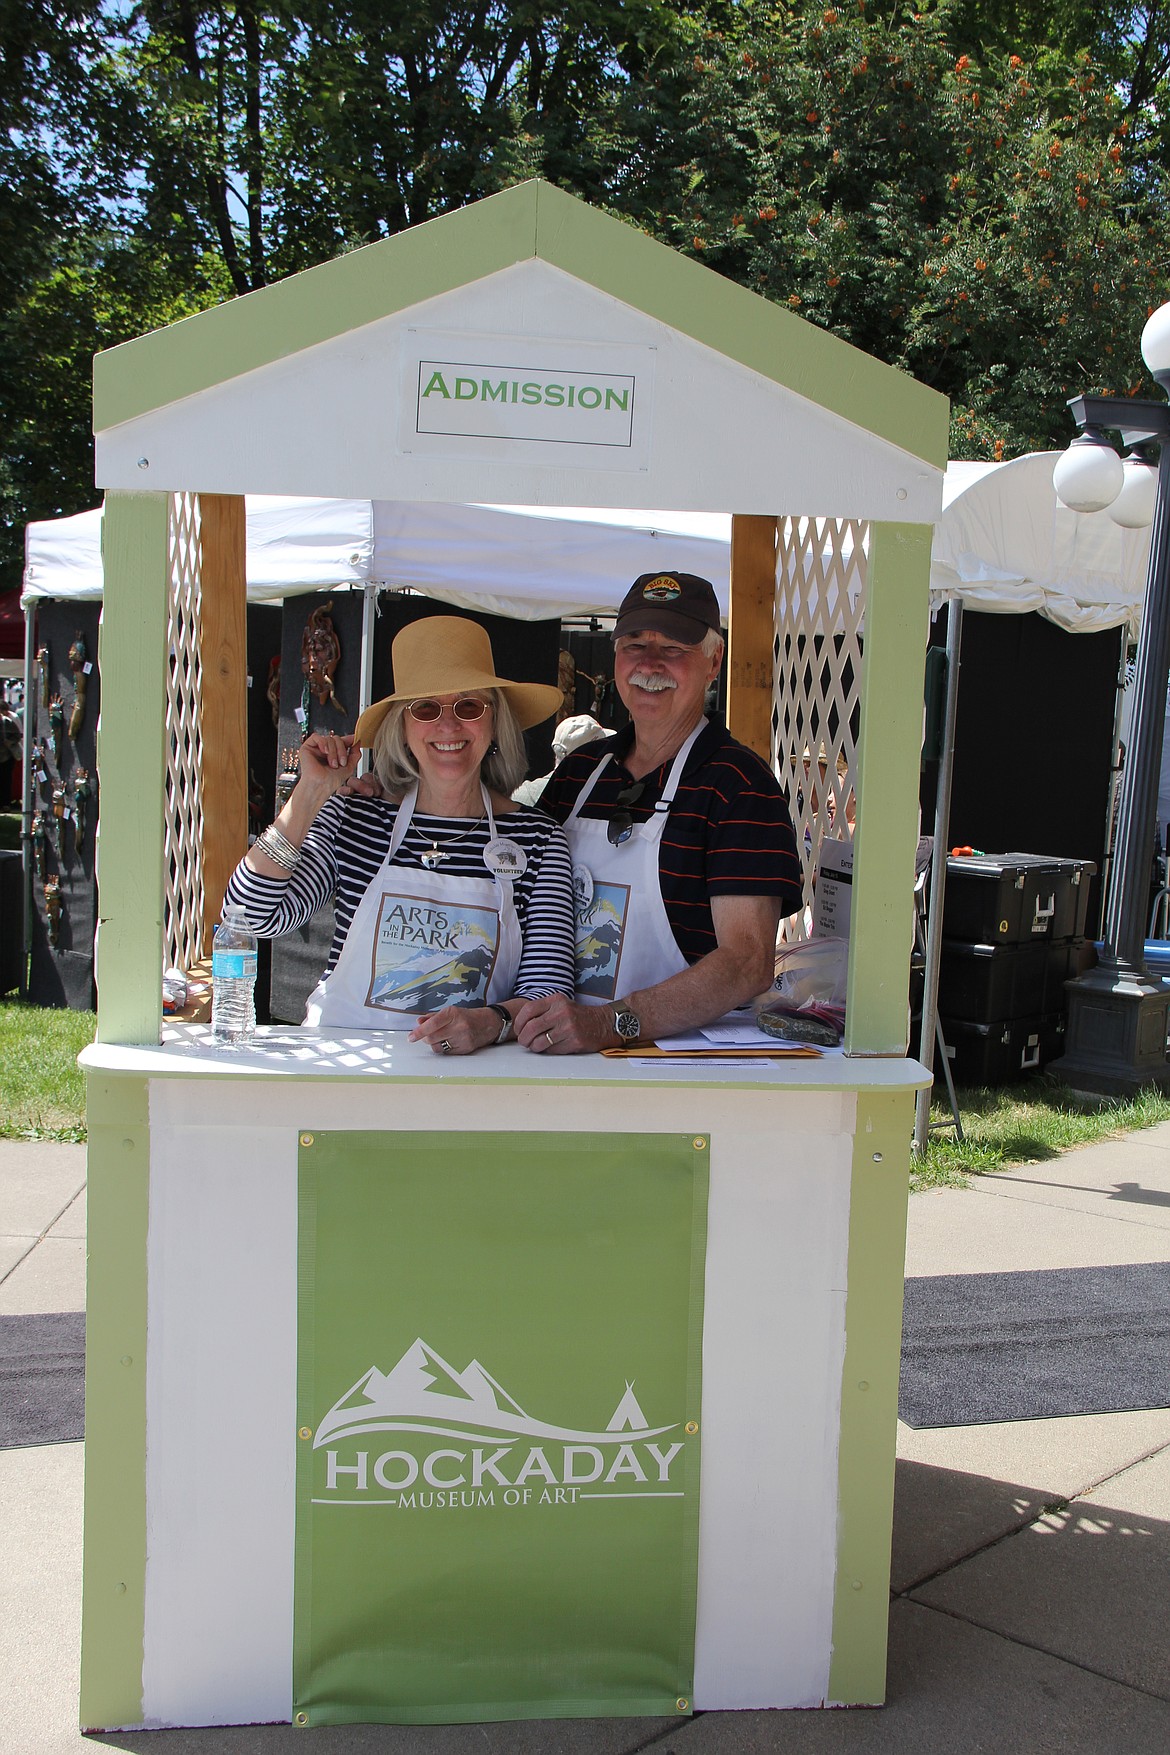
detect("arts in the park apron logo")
[309,1338,688,1511]
[365,896,500,1013]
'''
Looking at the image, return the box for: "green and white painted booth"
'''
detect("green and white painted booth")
[80,180,946,1731]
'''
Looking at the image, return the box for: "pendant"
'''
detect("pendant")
[421,846,445,870]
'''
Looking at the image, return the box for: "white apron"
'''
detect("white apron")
[564,720,706,1006]
[304,783,522,1029]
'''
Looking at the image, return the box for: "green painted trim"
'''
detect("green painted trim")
[79,1073,150,1730]
[94,180,947,468]
[826,1088,914,1705]
[93,183,543,432]
[845,522,934,1056]
[95,494,169,1046]
[533,182,949,469]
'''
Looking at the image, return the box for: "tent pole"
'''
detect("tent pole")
[20,604,35,999]
[914,599,963,1152]
[359,585,377,773]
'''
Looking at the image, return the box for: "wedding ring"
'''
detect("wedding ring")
[439,1040,452,1054]
[545,1030,554,1047]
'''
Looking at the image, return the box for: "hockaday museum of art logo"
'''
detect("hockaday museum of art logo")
[309,1338,690,1513]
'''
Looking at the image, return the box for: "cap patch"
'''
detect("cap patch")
[642,576,682,603]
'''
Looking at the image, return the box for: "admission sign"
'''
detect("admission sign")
[294,1129,708,1725]
[401,331,653,464]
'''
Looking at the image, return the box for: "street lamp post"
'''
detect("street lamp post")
[1050,301,1170,1095]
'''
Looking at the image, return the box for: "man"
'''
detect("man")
[514,571,802,1053]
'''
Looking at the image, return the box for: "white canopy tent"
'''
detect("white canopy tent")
[22,456,1152,632]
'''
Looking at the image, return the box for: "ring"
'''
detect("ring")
[439,1040,452,1054]
[545,1030,554,1047]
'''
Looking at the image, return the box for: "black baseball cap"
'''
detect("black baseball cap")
[613,571,723,645]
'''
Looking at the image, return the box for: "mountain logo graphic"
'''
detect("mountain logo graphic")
[314,1337,677,1449]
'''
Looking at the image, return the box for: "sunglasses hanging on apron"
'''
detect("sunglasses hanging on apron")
[304,783,524,1029]
[563,718,706,1006]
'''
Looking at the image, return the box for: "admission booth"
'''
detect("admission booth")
[79,180,946,1731]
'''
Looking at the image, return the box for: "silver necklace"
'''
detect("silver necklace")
[416,812,486,870]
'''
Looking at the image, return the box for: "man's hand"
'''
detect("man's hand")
[513,993,618,1054]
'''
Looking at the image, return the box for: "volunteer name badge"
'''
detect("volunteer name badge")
[483,837,526,877]
[366,893,501,1014]
[571,864,594,914]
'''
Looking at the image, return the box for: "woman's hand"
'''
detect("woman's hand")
[297,733,371,801]
[409,1006,501,1056]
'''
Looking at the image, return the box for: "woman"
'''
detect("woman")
[224,616,573,1054]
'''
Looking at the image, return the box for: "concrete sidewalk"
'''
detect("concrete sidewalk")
[3,1128,1169,1752]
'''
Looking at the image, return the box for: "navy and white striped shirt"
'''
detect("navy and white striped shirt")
[224,793,575,999]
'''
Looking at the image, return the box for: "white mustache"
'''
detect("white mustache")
[629,671,678,693]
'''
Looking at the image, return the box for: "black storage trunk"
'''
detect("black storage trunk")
[939,1011,1067,1085]
[944,852,1096,945]
[938,937,1089,1024]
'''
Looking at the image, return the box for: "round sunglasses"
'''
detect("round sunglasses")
[407,697,490,723]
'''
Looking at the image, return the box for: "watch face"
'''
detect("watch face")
[615,1007,640,1040]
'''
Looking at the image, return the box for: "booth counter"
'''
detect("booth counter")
[81,1031,928,1729]
[81,178,948,1732]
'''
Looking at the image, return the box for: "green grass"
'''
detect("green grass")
[0,807,19,852]
[2,991,1168,1170]
[0,1001,96,1140]
[913,1075,1170,1191]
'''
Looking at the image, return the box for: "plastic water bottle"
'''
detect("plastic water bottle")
[212,905,257,1044]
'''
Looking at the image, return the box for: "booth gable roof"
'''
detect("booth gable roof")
[93,180,948,470]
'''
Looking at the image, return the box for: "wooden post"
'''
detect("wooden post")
[727,515,778,762]
[199,494,248,954]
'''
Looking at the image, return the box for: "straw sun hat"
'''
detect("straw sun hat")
[354,616,564,745]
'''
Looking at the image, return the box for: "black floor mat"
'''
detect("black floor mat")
[0,1312,85,1447]
[899,1262,1170,1427]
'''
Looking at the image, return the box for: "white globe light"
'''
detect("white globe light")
[1141,300,1170,380]
[1053,437,1124,513]
[1108,454,1158,529]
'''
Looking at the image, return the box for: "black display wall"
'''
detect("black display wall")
[28,602,101,1008]
[268,593,561,1024]
[924,606,1123,938]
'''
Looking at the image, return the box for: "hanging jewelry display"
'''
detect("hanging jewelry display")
[68,632,88,739]
[48,694,65,766]
[557,649,576,721]
[266,655,282,728]
[276,745,301,810]
[36,645,50,709]
[32,812,47,880]
[44,875,62,947]
[51,782,68,859]
[300,600,345,731]
[31,739,49,789]
[577,667,614,720]
[74,768,92,850]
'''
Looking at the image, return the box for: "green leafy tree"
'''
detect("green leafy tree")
[575,0,1170,457]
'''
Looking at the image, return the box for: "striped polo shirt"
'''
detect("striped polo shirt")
[541,718,802,964]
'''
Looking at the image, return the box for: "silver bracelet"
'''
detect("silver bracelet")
[257,824,302,874]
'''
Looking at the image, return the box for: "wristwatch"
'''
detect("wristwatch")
[612,1004,641,1043]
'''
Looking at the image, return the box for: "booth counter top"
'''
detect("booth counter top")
[82,1024,932,1092]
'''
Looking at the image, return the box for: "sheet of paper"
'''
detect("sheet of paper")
[698,1019,778,1047]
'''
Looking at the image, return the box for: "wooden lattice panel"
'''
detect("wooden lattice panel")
[774,517,867,932]
[163,493,204,971]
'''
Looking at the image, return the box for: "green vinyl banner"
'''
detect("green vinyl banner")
[293,1129,708,1726]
